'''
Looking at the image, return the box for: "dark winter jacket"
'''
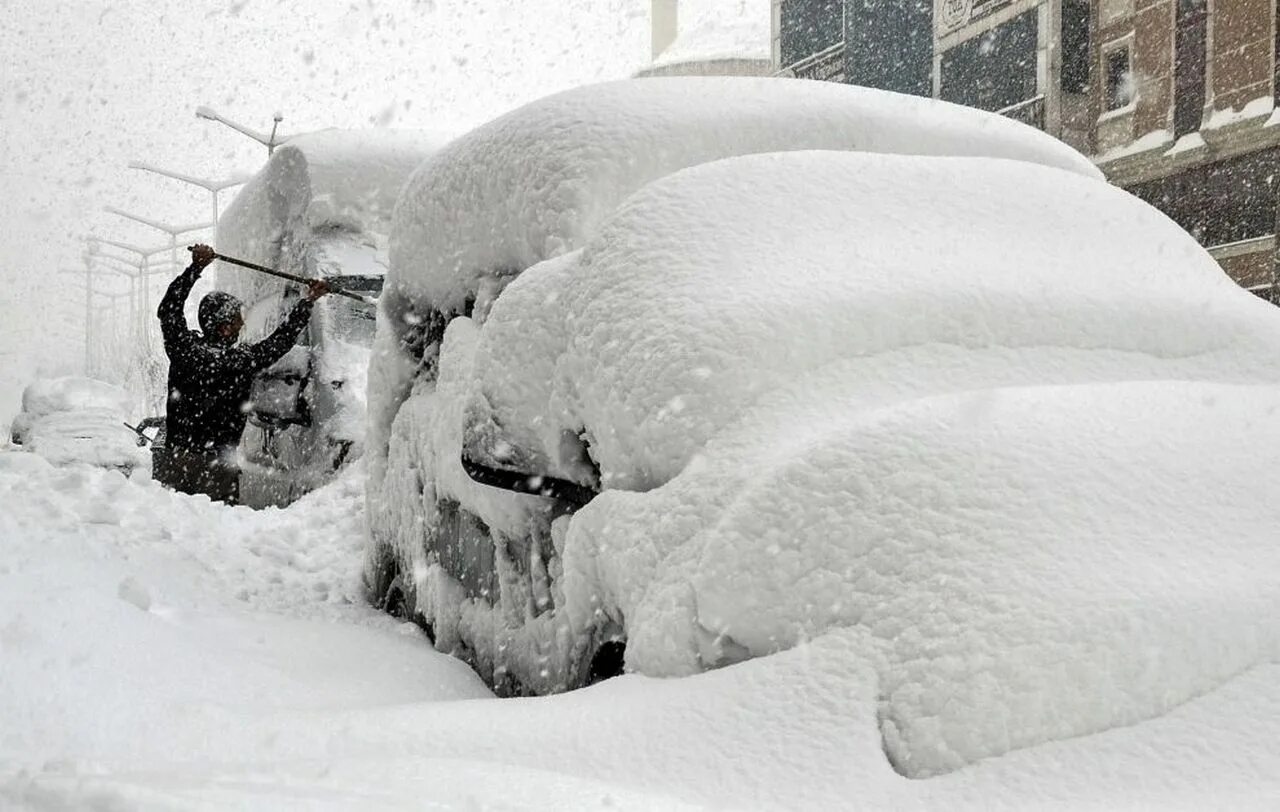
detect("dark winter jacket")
[157,262,313,453]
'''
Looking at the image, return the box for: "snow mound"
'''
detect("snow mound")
[4,456,1280,806]
[563,380,1280,776]
[385,77,1101,320]
[649,0,771,69]
[23,410,145,471]
[10,378,142,470]
[467,150,1280,490]
[461,150,1280,774]
[217,128,446,302]
[19,377,131,419]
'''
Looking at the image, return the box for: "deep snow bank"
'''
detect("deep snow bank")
[562,379,1280,777]
[3,452,1280,808]
[463,150,1280,775]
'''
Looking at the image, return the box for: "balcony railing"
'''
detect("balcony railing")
[996,95,1046,130]
[779,42,846,83]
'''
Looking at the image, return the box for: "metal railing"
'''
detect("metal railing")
[777,42,846,82]
[996,95,1046,130]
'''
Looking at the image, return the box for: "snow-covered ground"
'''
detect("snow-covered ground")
[3,450,1279,810]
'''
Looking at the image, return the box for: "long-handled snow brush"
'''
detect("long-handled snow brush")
[187,247,378,306]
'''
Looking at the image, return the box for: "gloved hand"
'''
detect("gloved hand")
[189,244,216,270]
[304,279,331,302]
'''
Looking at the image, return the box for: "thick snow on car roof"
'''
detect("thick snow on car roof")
[461,150,1280,775]
[386,77,1102,318]
[20,377,132,419]
[469,149,1280,490]
[217,128,446,300]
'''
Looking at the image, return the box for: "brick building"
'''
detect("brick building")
[773,0,1280,297]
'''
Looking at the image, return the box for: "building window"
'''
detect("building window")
[844,0,934,97]
[1174,0,1207,138]
[1127,147,1280,247]
[779,0,843,68]
[940,10,1039,113]
[1061,0,1090,94]
[1104,44,1133,110]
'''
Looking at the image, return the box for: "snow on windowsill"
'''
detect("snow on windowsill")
[1094,129,1173,164]
[1204,96,1274,131]
[1165,131,1206,156]
[1097,101,1136,125]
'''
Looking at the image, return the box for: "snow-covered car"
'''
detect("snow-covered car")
[9,377,148,473]
[216,128,445,507]
[365,77,1100,674]
[365,76,1280,776]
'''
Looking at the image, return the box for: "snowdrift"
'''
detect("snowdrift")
[385,77,1101,320]
[466,151,1280,489]
[9,378,144,471]
[217,128,445,298]
[459,151,1280,775]
[6,455,1279,808]
[369,77,1105,514]
[19,377,132,420]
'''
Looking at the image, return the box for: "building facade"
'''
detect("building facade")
[773,0,1280,297]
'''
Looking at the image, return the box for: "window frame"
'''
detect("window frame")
[1099,34,1137,118]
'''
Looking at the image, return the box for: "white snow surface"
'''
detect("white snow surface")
[10,377,144,470]
[217,128,445,303]
[219,129,443,503]
[368,78,1103,510]
[2,453,1280,808]
[468,150,1280,489]
[20,409,147,471]
[19,377,132,419]
[385,77,1101,319]
[459,150,1280,775]
[650,0,771,68]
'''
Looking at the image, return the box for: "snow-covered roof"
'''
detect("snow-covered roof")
[468,149,1280,491]
[385,77,1102,322]
[20,377,131,418]
[647,0,770,71]
[462,149,1280,776]
[217,129,446,299]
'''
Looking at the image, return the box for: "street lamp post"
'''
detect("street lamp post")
[92,238,172,346]
[195,106,293,155]
[89,256,143,335]
[127,162,250,229]
[104,206,211,271]
[57,255,95,374]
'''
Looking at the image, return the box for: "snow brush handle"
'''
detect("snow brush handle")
[188,248,377,306]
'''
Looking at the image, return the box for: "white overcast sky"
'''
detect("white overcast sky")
[0,0,650,419]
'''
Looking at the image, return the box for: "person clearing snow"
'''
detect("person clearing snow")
[154,244,331,504]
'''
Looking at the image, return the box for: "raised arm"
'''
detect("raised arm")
[245,279,331,371]
[158,244,216,358]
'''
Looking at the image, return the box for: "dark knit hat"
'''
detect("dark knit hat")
[198,291,244,334]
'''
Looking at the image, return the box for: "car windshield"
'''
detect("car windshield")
[324,279,380,347]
